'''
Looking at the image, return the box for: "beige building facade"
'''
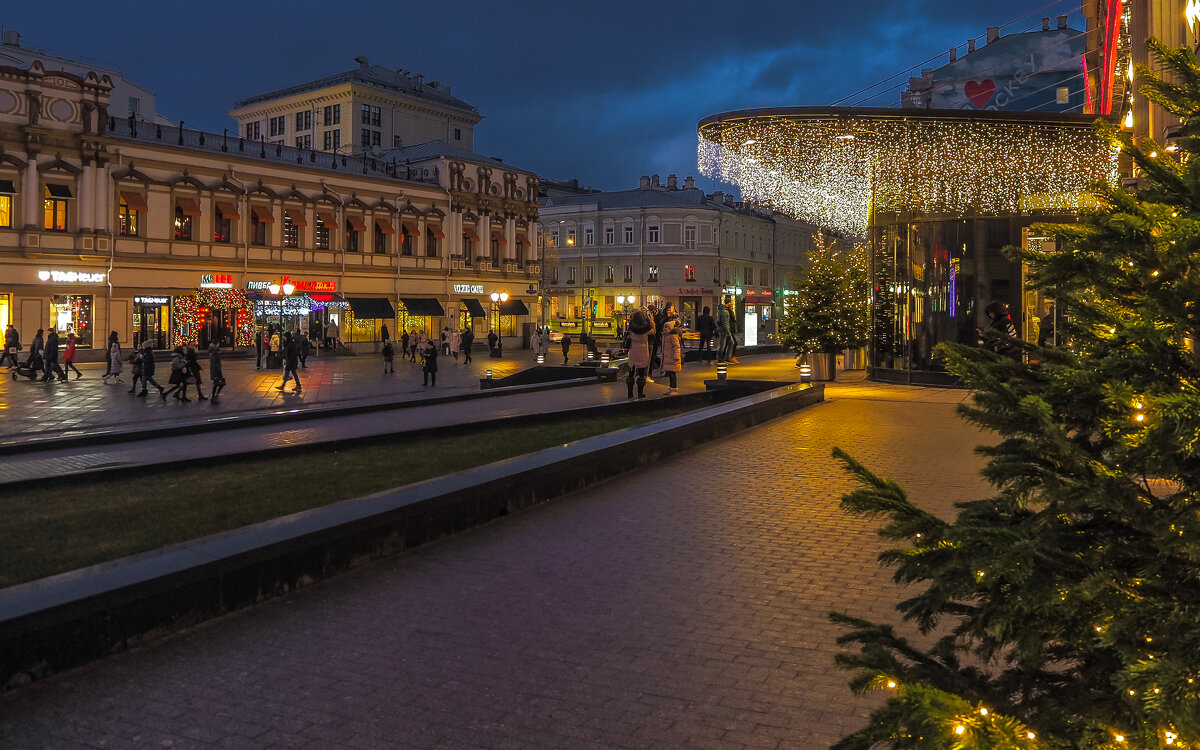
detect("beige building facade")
[0,60,538,361]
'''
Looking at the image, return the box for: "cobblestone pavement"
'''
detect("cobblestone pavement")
[0,380,986,749]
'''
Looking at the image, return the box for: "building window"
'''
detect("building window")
[0,193,11,228]
[567,266,576,284]
[724,267,733,284]
[245,121,260,140]
[347,226,360,252]
[361,129,372,147]
[647,265,659,282]
[684,264,696,282]
[214,207,231,244]
[315,216,330,250]
[605,265,615,283]
[296,110,312,131]
[744,266,753,285]
[426,227,439,257]
[324,130,341,151]
[605,225,614,244]
[584,227,594,246]
[295,135,312,149]
[1056,86,1070,104]
[648,224,660,243]
[128,97,140,115]
[549,228,559,247]
[374,222,388,254]
[402,226,414,256]
[269,115,286,137]
[567,228,576,246]
[684,225,696,250]
[624,264,633,283]
[551,266,560,284]
[283,216,299,248]
[372,130,381,147]
[393,135,402,147]
[118,197,138,237]
[174,206,192,241]
[454,128,462,141]
[43,185,71,231]
[251,215,267,246]
[361,104,381,126]
[759,268,768,286]
[323,104,340,126]
[584,266,593,284]
[623,224,633,244]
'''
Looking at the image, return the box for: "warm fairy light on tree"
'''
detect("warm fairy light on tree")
[697,111,1118,235]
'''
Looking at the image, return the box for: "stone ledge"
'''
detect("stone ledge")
[0,382,823,691]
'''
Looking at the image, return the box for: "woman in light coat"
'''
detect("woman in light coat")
[659,305,684,395]
[625,309,653,399]
[105,332,123,383]
[450,329,462,362]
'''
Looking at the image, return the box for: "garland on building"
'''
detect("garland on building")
[776,233,869,354]
[828,41,1200,749]
[173,289,254,346]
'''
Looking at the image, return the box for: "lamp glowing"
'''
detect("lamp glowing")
[490,292,499,302]
[268,283,281,295]
[282,283,295,295]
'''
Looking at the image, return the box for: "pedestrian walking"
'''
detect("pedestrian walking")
[40,329,66,382]
[461,328,474,363]
[401,329,410,359]
[1,324,20,369]
[256,326,265,370]
[137,340,163,397]
[659,304,684,396]
[625,309,653,399]
[422,339,438,386]
[269,327,281,369]
[101,332,121,383]
[696,305,716,362]
[299,334,310,368]
[127,345,144,394]
[722,296,740,364]
[382,338,395,373]
[450,329,461,362]
[186,345,207,400]
[487,330,498,356]
[26,329,45,379]
[162,346,190,401]
[715,297,731,364]
[539,327,551,358]
[381,322,390,345]
[208,342,226,402]
[561,333,572,364]
[63,333,83,378]
[412,331,425,362]
[441,326,451,355]
[276,333,302,394]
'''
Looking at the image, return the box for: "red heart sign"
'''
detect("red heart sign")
[965,79,995,108]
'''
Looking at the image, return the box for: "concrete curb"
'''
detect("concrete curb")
[0,382,823,691]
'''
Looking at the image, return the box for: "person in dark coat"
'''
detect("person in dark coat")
[299,334,310,368]
[40,330,66,382]
[422,339,438,386]
[161,346,190,401]
[208,342,226,402]
[26,329,44,377]
[696,306,716,361]
[127,344,144,394]
[382,339,395,373]
[138,340,164,397]
[1,324,21,369]
[487,330,498,354]
[276,333,302,394]
[381,323,390,345]
[460,329,474,363]
[560,333,572,364]
[186,345,207,400]
[983,300,1019,358]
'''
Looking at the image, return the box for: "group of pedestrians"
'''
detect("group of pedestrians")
[99,331,226,404]
[384,327,468,386]
[623,303,686,398]
[694,296,740,364]
[0,324,83,382]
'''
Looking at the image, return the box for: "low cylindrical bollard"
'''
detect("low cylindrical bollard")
[799,363,812,383]
[486,369,493,379]
[537,353,545,365]
[717,363,727,381]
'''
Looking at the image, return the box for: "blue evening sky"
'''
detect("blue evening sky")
[1,0,1083,193]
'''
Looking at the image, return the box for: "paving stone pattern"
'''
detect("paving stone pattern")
[0,381,988,749]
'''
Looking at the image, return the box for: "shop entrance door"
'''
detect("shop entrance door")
[198,308,233,349]
[133,304,168,350]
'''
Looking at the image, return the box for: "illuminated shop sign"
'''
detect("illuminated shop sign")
[134,296,170,306]
[247,276,337,292]
[38,269,106,284]
[201,273,234,289]
[453,284,485,294]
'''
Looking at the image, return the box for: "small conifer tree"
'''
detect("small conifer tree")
[777,235,869,355]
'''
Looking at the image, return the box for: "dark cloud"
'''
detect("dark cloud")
[3,0,1083,190]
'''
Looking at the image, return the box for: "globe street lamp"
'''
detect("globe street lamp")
[490,290,509,357]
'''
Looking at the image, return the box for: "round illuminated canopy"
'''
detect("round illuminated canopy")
[697,107,1118,236]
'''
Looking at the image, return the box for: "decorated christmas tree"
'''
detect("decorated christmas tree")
[830,41,1200,749]
[777,234,869,354]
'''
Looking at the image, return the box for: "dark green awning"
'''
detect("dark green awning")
[499,299,530,315]
[462,298,487,317]
[401,297,445,317]
[347,297,395,319]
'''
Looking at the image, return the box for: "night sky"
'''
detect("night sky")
[2,0,1083,193]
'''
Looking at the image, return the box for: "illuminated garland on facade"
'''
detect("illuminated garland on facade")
[698,113,1119,236]
[173,290,255,347]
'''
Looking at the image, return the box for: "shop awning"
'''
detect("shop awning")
[215,200,240,219]
[499,299,530,315]
[285,208,307,226]
[402,221,418,235]
[45,184,73,199]
[251,205,275,223]
[347,297,395,319]
[376,217,395,234]
[519,237,532,247]
[0,180,14,194]
[428,225,445,239]
[316,211,338,229]
[401,297,445,317]
[120,191,148,211]
[345,214,366,232]
[463,228,479,241]
[491,231,508,245]
[175,197,201,216]
[462,298,487,317]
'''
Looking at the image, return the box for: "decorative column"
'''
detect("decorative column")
[79,161,95,233]
[23,157,38,229]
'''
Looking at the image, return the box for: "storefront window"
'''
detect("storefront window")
[0,193,11,228]
[0,293,10,328]
[133,297,170,350]
[50,294,93,348]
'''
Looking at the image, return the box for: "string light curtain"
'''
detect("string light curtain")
[698,110,1119,236]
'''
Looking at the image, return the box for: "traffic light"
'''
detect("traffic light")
[591,300,598,317]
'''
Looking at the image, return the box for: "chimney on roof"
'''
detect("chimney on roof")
[968,39,976,53]
[639,176,651,189]
[1042,17,1050,31]
[667,174,678,189]
[949,48,957,62]
[724,194,733,205]
[354,55,370,68]
[415,74,424,85]
[1057,15,1068,29]
[651,173,660,187]
[683,176,695,190]
[1,30,20,47]
[710,191,724,203]
[986,26,1000,44]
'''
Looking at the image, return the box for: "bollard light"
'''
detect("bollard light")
[587,350,594,361]
[799,363,812,383]
[600,352,610,365]
[717,363,727,381]
[486,369,493,379]
[537,353,545,365]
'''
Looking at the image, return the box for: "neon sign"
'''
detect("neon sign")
[38,269,106,284]
[201,273,234,289]
[453,284,485,294]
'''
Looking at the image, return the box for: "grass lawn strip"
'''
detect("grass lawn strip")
[3,410,684,588]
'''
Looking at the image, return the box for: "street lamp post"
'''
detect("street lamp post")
[490,290,508,357]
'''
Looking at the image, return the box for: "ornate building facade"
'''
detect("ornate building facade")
[0,60,539,359]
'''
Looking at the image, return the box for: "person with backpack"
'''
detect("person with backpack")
[382,338,395,373]
[1,324,21,370]
[161,346,190,402]
[137,340,163,397]
[127,344,144,394]
[276,333,302,394]
[40,329,66,382]
[186,345,207,400]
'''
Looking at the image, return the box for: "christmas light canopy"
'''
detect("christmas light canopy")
[697,107,1119,236]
